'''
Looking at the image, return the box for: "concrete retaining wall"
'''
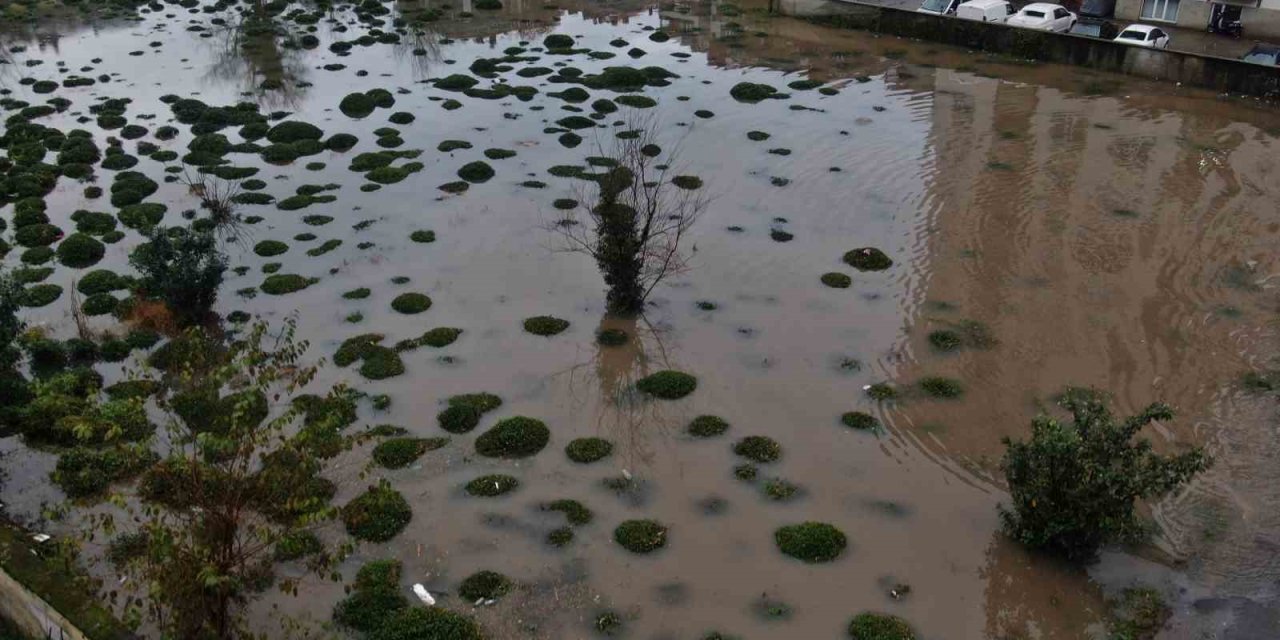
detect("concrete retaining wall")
[0,565,89,640]
[791,0,1280,97]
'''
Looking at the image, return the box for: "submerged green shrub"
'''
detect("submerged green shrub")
[523,315,569,336]
[1000,391,1209,561]
[843,247,893,271]
[458,570,512,601]
[688,415,729,438]
[464,474,519,497]
[636,370,697,399]
[733,436,780,463]
[475,417,549,458]
[342,480,412,542]
[775,522,847,563]
[372,437,446,469]
[565,437,613,463]
[848,612,917,640]
[841,412,880,431]
[614,519,667,554]
[390,293,431,314]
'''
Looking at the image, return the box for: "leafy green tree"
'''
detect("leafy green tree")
[999,390,1209,561]
[74,319,350,639]
[0,268,31,427]
[129,226,228,327]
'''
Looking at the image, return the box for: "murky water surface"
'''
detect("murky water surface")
[3,0,1280,637]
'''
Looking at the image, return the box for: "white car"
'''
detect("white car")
[1007,3,1078,32]
[956,0,1016,22]
[1113,24,1170,49]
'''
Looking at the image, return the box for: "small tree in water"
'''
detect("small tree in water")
[129,225,228,327]
[552,118,708,315]
[69,319,351,639]
[999,389,1209,561]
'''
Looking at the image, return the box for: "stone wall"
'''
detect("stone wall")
[789,0,1280,97]
[0,566,90,640]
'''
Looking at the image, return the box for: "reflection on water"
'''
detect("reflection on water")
[3,0,1280,637]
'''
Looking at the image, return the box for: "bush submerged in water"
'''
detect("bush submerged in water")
[635,370,697,399]
[342,480,412,542]
[475,417,549,458]
[775,522,847,563]
[614,519,667,554]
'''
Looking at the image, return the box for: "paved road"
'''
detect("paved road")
[853,0,1262,59]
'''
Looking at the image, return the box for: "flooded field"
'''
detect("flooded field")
[3,0,1280,637]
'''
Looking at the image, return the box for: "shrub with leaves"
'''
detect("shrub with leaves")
[999,390,1209,561]
[74,320,347,639]
[129,226,228,326]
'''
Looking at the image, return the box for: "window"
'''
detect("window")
[1153,29,1165,38]
[1140,0,1180,22]
[1119,29,1147,39]
[920,0,950,12]
[1025,9,1046,17]
[1054,8,1068,17]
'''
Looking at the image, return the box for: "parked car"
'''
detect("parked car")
[1114,24,1170,48]
[1241,43,1280,66]
[918,0,963,15]
[1078,0,1116,18]
[1007,3,1078,32]
[956,0,1015,22]
[1070,18,1120,39]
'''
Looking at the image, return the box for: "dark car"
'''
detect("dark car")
[1241,44,1280,66]
[1069,18,1119,39]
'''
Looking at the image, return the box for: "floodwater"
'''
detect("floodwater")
[3,0,1280,638]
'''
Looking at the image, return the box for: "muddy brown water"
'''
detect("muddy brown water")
[2,0,1280,637]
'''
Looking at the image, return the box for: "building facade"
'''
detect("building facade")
[1115,0,1280,41]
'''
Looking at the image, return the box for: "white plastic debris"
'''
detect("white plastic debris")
[30,534,50,543]
[621,469,632,481]
[413,583,436,606]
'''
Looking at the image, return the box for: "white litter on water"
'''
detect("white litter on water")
[412,583,435,606]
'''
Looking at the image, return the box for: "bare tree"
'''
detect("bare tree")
[549,116,709,315]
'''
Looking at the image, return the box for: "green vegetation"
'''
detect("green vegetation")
[369,606,483,640]
[1000,390,1209,560]
[333,559,408,632]
[56,233,105,268]
[848,612,917,639]
[764,478,801,501]
[458,571,512,601]
[260,274,316,295]
[841,412,880,431]
[730,82,779,102]
[775,522,847,563]
[465,474,520,497]
[843,247,893,271]
[523,315,570,336]
[866,383,898,400]
[359,346,406,380]
[390,292,431,314]
[635,370,697,399]
[1109,587,1170,640]
[821,272,852,288]
[543,499,593,526]
[614,519,667,553]
[372,437,446,469]
[457,161,495,183]
[343,480,413,542]
[475,417,550,458]
[733,436,781,463]
[254,240,289,257]
[565,437,613,463]
[918,376,963,399]
[688,415,729,437]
